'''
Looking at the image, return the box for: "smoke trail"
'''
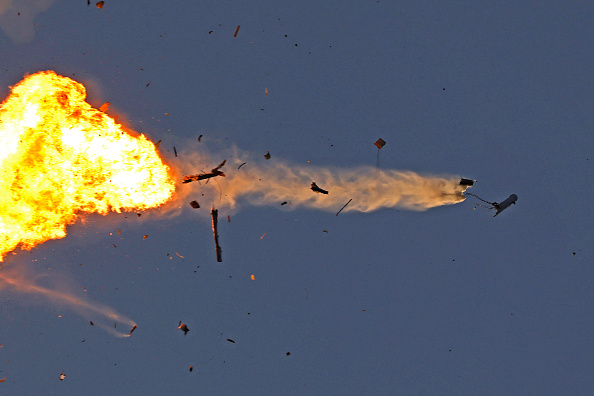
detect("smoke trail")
[168,148,469,214]
[0,264,136,337]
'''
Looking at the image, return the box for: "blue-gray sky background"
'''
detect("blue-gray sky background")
[0,1,592,395]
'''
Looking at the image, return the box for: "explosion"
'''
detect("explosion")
[0,71,175,261]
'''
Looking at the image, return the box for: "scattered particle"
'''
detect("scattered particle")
[117,229,121,236]
[99,102,109,112]
[260,233,266,240]
[189,366,194,372]
[227,338,235,343]
[198,134,203,142]
[234,25,240,37]
[59,373,66,381]
[128,325,138,336]
[573,252,576,255]
[90,321,94,326]
[227,215,231,222]
[173,146,177,157]
[175,252,184,259]
[146,82,151,87]
[143,235,149,240]
[238,162,246,169]
[190,200,200,209]
[251,274,255,280]
[286,352,291,356]
[281,201,288,205]
[209,30,213,34]
[0,378,4,383]
[264,151,271,160]
[96,1,104,9]
[265,88,268,95]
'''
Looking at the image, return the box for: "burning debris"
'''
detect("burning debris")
[178,322,190,335]
[374,138,386,169]
[96,1,104,9]
[374,138,386,149]
[128,325,138,336]
[59,373,66,381]
[311,182,329,194]
[183,160,226,184]
[211,208,223,262]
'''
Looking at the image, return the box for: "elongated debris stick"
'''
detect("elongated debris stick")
[336,198,353,216]
[211,207,223,262]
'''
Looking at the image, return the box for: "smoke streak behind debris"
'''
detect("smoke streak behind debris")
[173,150,470,214]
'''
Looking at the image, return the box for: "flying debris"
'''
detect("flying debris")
[59,373,66,381]
[128,325,138,336]
[459,178,475,186]
[336,198,353,216]
[178,322,190,335]
[189,200,200,209]
[183,160,226,183]
[311,182,329,194]
[211,208,223,262]
[493,194,518,217]
[466,193,518,217]
[374,138,386,149]
[374,138,386,169]
[264,151,271,160]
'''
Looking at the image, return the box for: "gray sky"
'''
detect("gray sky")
[0,1,593,395]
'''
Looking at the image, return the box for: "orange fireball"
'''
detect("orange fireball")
[0,71,175,261]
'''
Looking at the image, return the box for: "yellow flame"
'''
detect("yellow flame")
[0,71,175,261]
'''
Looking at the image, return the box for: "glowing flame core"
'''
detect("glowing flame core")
[0,71,175,261]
